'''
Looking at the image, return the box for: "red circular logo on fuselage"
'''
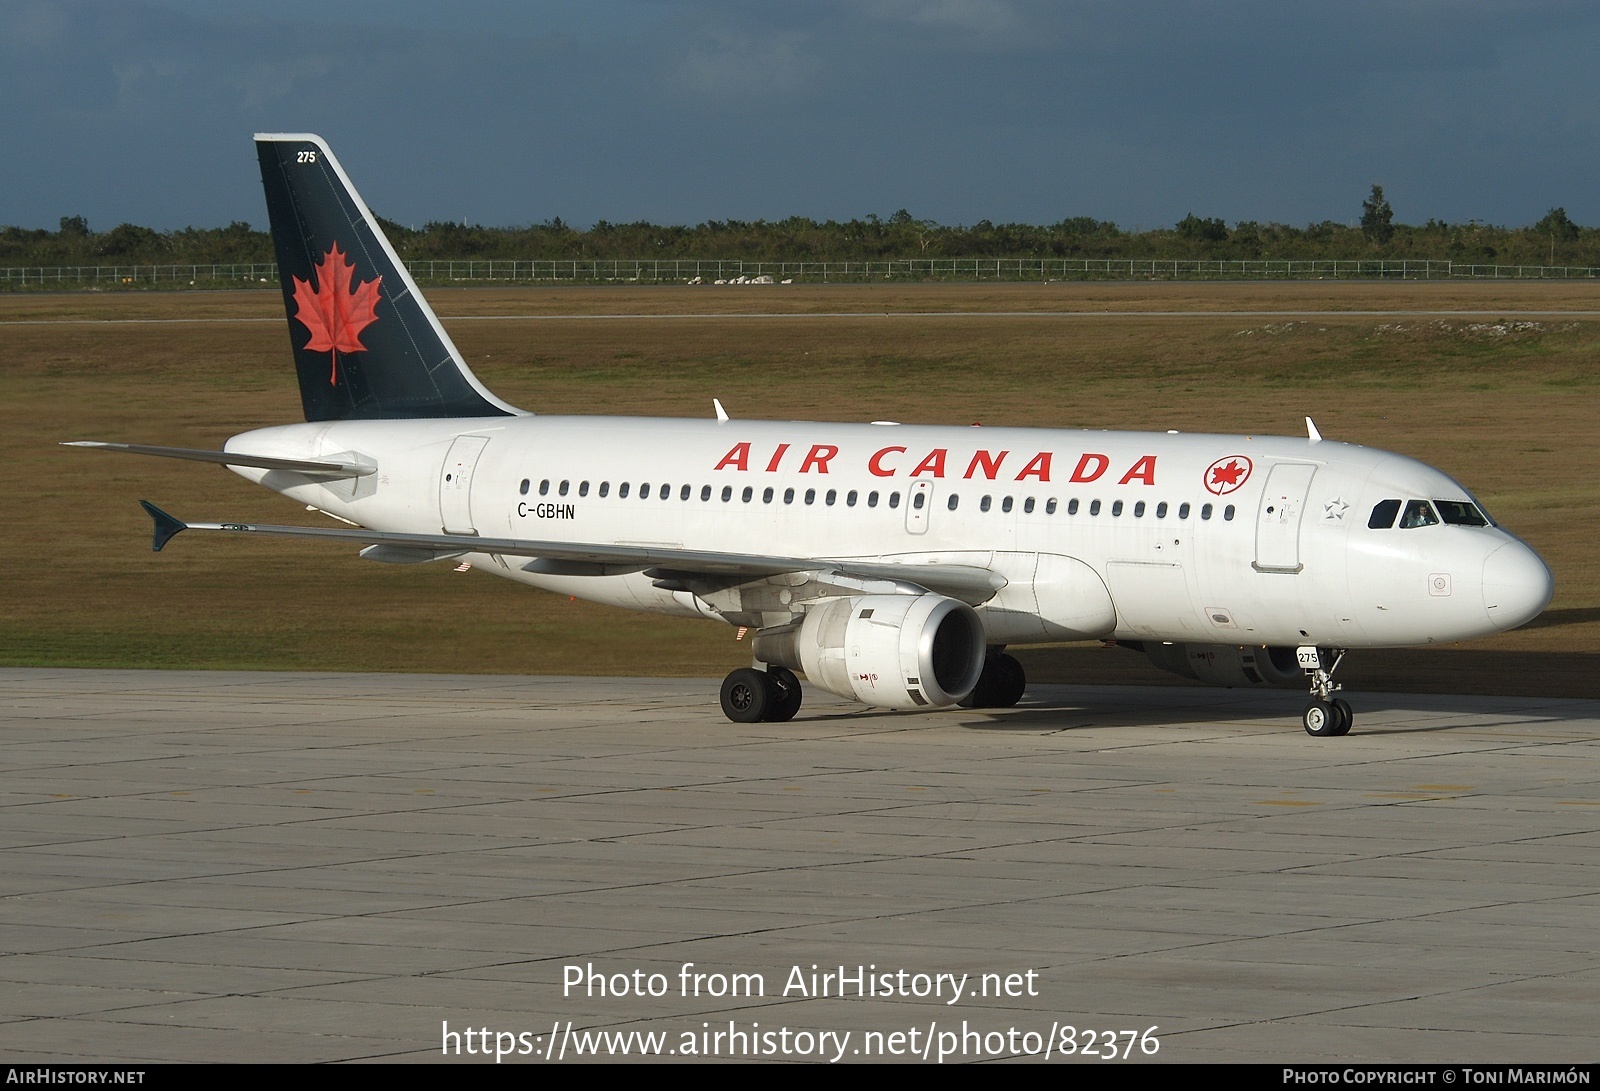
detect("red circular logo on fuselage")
[1203,455,1253,495]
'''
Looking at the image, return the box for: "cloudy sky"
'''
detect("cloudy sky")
[2,0,1595,231]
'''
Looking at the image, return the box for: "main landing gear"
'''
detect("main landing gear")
[1300,646,1352,737]
[720,666,803,723]
[959,650,1027,709]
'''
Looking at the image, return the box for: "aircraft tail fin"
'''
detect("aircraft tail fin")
[254,134,520,422]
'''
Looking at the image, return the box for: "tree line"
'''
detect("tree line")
[4,190,1595,268]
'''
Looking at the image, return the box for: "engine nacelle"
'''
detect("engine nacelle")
[1141,642,1304,687]
[753,594,986,709]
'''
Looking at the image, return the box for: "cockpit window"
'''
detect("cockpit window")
[1368,499,1401,529]
[1399,499,1439,529]
[1434,500,1491,527]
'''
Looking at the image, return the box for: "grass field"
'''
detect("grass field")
[4,281,1596,695]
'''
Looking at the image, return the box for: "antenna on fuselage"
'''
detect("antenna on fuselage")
[1306,417,1323,443]
[714,398,729,423]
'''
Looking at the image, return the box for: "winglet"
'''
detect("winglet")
[139,501,187,553]
[713,398,729,422]
[1305,416,1323,443]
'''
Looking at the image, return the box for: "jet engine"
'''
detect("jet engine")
[753,594,986,709]
[1139,642,1304,687]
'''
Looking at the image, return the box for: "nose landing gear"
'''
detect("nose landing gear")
[1299,646,1352,737]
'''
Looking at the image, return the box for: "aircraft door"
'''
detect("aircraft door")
[1254,462,1316,572]
[439,434,491,535]
[905,480,932,534]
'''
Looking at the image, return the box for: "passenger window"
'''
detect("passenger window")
[1155,501,1167,518]
[784,487,795,504]
[825,489,836,506]
[1045,498,1057,514]
[599,482,610,498]
[1023,497,1035,514]
[742,486,753,502]
[1067,499,1078,515]
[680,484,691,501]
[1089,500,1101,515]
[519,479,530,496]
[947,494,959,510]
[1134,501,1146,517]
[661,483,672,501]
[1400,499,1439,528]
[868,491,879,508]
[805,489,816,505]
[1435,500,1490,527]
[1224,505,1235,521]
[889,492,901,509]
[1112,500,1123,516]
[1002,496,1013,513]
[559,480,569,496]
[539,480,550,496]
[980,495,992,512]
[579,481,590,497]
[701,484,711,501]
[1201,503,1213,520]
[619,482,630,498]
[640,483,651,499]
[1368,499,1401,529]
[847,490,858,507]
[1178,502,1190,519]
[913,492,925,510]
[763,487,774,503]
[722,485,733,502]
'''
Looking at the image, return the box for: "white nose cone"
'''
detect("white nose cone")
[1482,542,1555,631]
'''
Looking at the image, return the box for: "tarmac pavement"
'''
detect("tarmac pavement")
[1,669,1595,1064]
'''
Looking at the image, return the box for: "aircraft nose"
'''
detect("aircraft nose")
[1482,541,1554,632]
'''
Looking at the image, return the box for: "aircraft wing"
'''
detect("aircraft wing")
[138,502,1006,603]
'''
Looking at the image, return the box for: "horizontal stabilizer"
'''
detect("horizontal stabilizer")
[66,441,375,478]
[140,505,1008,603]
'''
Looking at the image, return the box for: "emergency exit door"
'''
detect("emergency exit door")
[905,480,933,534]
[439,434,491,535]
[1254,462,1317,572]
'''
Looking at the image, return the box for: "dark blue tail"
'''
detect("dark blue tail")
[255,133,519,422]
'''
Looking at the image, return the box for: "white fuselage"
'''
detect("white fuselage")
[224,415,1554,650]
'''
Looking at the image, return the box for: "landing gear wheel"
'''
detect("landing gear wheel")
[1330,698,1354,737]
[1300,646,1352,739]
[992,653,1026,708]
[960,652,1027,708]
[1303,700,1339,737]
[721,668,773,723]
[765,667,803,723]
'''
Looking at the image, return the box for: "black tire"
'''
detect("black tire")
[960,652,1027,709]
[992,653,1026,708]
[765,668,803,722]
[1330,698,1354,737]
[1303,700,1339,737]
[721,668,772,723]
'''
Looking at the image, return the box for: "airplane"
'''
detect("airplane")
[70,134,1555,737]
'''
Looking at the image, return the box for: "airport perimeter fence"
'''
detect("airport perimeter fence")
[6,256,1600,289]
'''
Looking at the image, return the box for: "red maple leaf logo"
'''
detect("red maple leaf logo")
[292,243,382,385]
[1203,455,1253,495]
[1211,460,1246,487]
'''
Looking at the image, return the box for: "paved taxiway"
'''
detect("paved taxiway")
[2,669,1596,1063]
